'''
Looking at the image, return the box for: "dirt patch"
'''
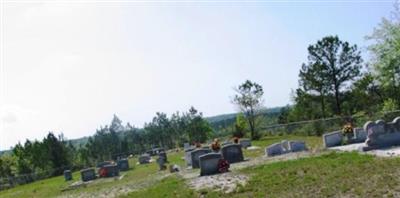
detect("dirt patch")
[188,172,248,193]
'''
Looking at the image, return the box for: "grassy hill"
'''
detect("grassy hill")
[5,134,400,197]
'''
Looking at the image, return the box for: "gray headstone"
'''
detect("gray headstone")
[289,141,307,152]
[184,148,195,166]
[221,144,244,164]
[191,149,211,168]
[239,139,252,148]
[139,154,151,164]
[353,128,367,143]
[158,152,168,163]
[323,131,343,148]
[80,168,96,182]
[64,170,72,181]
[117,159,129,171]
[184,143,190,150]
[103,164,119,177]
[199,153,223,176]
[265,143,283,156]
[363,117,400,150]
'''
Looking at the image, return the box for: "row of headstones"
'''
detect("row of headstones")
[323,117,400,151]
[265,140,308,157]
[185,144,245,176]
[67,158,130,182]
[183,139,252,151]
[138,151,168,164]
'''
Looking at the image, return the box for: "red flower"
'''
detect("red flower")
[218,159,230,173]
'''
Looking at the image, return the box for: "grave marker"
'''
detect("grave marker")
[221,144,244,164]
[64,170,72,181]
[363,117,400,151]
[265,143,284,156]
[139,154,151,164]
[191,149,211,168]
[117,159,129,171]
[239,139,252,148]
[323,131,343,148]
[199,153,223,176]
[80,168,96,182]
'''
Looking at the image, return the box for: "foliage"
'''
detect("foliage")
[299,35,362,116]
[367,5,400,107]
[233,113,247,138]
[232,80,265,140]
[11,133,72,177]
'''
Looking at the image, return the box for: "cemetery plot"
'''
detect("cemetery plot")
[325,117,400,154]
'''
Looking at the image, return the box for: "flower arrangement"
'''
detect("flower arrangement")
[218,159,230,173]
[211,138,221,152]
[233,137,239,144]
[342,123,354,135]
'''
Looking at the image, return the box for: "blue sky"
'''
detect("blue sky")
[0,0,394,149]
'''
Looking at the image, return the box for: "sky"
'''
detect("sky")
[0,0,394,150]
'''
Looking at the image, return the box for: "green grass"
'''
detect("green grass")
[6,135,400,198]
[123,152,400,198]
[0,151,185,198]
[120,175,196,198]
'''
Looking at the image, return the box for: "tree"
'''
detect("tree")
[367,4,400,106]
[305,36,362,115]
[110,114,124,132]
[299,63,330,118]
[233,113,247,138]
[185,107,212,143]
[232,80,264,140]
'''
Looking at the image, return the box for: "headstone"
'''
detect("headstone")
[353,128,367,143]
[117,159,129,171]
[103,164,119,177]
[323,131,343,148]
[80,168,96,182]
[184,143,190,150]
[239,139,252,148]
[363,117,400,151]
[199,153,223,176]
[158,152,168,163]
[64,170,72,181]
[289,141,307,152]
[157,157,167,170]
[184,148,195,166]
[139,154,151,164]
[191,149,211,168]
[221,144,244,164]
[265,143,284,156]
[96,161,112,168]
